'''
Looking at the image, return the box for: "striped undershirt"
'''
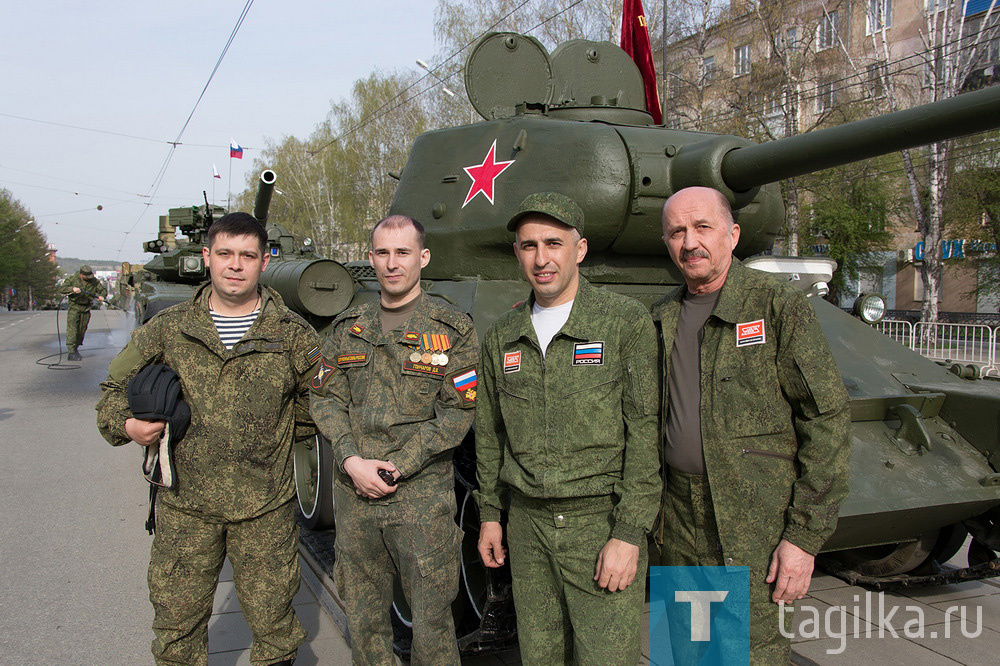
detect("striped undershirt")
[210,309,260,350]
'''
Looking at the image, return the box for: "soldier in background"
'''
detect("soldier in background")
[655,187,850,664]
[60,264,106,360]
[97,213,321,666]
[310,215,478,665]
[475,193,661,665]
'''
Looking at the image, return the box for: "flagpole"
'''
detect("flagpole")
[227,154,232,211]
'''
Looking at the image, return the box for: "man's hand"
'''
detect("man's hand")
[766,539,814,603]
[125,418,165,447]
[71,286,82,294]
[594,538,640,592]
[342,456,398,499]
[478,521,506,568]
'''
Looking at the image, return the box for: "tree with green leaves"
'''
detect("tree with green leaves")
[0,189,59,309]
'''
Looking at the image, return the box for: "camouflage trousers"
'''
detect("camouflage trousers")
[507,492,648,666]
[148,499,306,666]
[661,467,791,666]
[65,305,90,352]
[333,483,462,666]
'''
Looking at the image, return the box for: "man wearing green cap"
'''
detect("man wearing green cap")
[60,264,106,360]
[475,192,661,664]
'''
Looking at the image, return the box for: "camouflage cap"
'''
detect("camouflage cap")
[506,192,584,233]
[79,265,94,276]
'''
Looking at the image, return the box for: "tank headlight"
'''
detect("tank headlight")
[179,255,205,277]
[853,293,886,324]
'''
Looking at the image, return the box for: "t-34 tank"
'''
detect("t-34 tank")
[293,32,1000,654]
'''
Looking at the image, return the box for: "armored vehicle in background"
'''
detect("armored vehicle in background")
[286,32,1000,654]
[134,170,356,328]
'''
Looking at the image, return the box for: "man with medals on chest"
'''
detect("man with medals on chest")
[310,215,479,665]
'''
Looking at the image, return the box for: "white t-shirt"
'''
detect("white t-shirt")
[530,299,574,358]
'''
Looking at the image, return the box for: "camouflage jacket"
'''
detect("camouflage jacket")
[60,273,107,309]
[652,258,851,561]
[475,278,661,547]
[96,283,322,521]
[310,293,479,500]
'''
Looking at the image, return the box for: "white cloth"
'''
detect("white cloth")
[530,300,573,358]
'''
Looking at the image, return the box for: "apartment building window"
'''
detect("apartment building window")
[817,80,837,112]
[734,44,751,77]
[767,92,784,117]
[818,11,840,51]
[702,56,716,82]
[784,27,799,50]
[867,0,892,34]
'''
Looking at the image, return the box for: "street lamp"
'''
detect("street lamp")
[416,60,456,97]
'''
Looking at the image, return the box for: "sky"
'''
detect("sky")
[1,1,439,263]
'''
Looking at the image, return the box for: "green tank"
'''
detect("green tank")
[134,170,356,327]
[291,32,1000,654]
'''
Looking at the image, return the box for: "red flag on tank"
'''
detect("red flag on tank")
[620,0,662,125]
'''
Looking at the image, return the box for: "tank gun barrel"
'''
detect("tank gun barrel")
[253,170,277,223]
[721,85,1000,192]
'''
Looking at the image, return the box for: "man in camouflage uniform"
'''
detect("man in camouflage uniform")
[655,187,850,665]
[476,193,661,665]
[310,215,478,665]
[60,264,106,360]
[97,213,321,666]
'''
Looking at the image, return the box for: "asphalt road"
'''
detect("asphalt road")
[0,309,152,663]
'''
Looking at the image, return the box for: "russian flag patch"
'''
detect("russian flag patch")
[453,369,478,391]
[573,341,604,366]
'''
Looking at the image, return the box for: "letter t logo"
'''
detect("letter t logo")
[675,590,729,641]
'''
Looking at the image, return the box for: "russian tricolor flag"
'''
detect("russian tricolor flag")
[453,369,478,391]
[230,140,243,159]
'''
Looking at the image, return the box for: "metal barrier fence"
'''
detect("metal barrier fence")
[874,319,999,370]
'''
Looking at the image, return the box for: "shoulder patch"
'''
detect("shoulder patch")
[451,367,478,406]
[311,359,336,390]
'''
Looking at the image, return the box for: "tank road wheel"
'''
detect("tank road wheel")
[835,530,940,577]
[294,434,335,530]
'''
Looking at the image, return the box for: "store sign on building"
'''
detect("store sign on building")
[913,240,998,261]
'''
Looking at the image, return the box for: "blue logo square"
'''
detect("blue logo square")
[649,566,751,666]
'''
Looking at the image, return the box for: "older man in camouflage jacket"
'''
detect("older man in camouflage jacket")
[97,213,321,666]
[654,187,850,665]
[476,193,661,665]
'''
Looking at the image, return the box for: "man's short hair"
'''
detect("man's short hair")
[663,187,735,230]
[370,215,426,250]
[207,212,267,254]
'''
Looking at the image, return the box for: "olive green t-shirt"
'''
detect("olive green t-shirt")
[664,288,720,475]
[380,292,421,335]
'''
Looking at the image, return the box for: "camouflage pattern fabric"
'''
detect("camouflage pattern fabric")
[96,283,321,662]
[149,500,305,666]
[334,484,462,666]
[651,258,850,561]
[97,283,322,520]
[475,277,661,546]
[60,271,107,309]
[475,277,661,658]
[507,191,585,232]
[65,306,91,353]
[60,272,106,352]
[507,493,647,665]
[310,293,477,665]
[662,468,791,666]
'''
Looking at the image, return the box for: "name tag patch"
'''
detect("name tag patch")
[403,360,447,377]
[573,341,604,366]
[736,319,766,347]
[503,351,521,374]
[337,352,368,366]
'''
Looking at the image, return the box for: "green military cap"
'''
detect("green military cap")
[80,265,94,276]
[506,192,585,233]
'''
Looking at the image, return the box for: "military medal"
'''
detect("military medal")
[438,352,449,365]
[409,351,422,362]
[405,331,422,363]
